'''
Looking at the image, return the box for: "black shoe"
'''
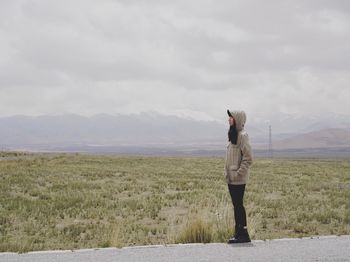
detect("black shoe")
[227,225,239,243]
[227,236,239,244]
[228,228,251,244]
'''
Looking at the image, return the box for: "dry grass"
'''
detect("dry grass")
[0,152,349,252]
[177,217,212,243]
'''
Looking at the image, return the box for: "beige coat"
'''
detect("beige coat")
[224,110,253,185]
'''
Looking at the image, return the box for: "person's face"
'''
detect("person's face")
[228,116,235,126]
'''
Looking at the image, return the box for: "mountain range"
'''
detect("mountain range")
[1,113,350,156]
[273,128,350,149]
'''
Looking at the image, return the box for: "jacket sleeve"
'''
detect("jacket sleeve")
[237,132,253,176]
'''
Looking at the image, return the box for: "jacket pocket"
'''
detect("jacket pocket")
[227,165,240,182]
[229,165,239,172]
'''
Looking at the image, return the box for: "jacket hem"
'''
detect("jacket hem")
[226,181,247,185]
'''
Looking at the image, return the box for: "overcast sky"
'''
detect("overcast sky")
[1,0,350,124]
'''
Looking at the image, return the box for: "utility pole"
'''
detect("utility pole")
[268,125,273,158]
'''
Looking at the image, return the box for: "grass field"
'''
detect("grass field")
[0,152,349,252]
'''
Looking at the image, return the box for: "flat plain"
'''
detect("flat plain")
[0,152,349,252]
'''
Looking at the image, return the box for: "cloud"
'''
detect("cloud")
[0,0,349,121]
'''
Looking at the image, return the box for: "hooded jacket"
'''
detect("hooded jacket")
[224,110,253,185]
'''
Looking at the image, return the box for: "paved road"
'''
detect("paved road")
[1,235,349,262]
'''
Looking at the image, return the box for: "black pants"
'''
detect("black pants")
[228,184,247,228]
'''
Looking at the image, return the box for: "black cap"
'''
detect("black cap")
[227,109,233,117]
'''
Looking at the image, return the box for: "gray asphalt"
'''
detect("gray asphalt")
[1,235,349,262]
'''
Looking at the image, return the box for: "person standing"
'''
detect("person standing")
[224,109,253,243]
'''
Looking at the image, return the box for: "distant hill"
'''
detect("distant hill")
[1,114,350,157]
[273,128,350,149]
[0,113,227,148]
